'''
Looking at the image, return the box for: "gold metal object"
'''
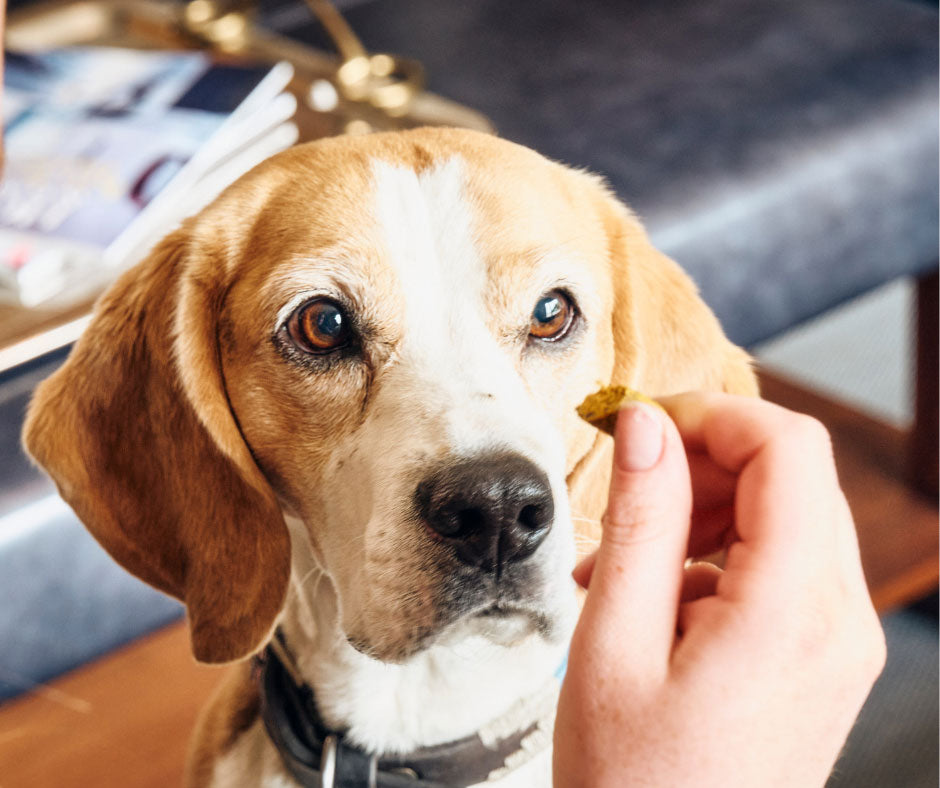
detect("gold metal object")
[1,0,494,371]
[5,0,491,137]
[304,0,366,61]
[181,0,254,52]
[302,0,424,116]
[177,0,426,116]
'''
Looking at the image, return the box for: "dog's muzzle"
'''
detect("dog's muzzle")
[415,452,554,573]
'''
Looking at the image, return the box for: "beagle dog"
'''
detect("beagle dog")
[23,128,756,787]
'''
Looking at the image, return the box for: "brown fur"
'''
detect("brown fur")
[22,128,756,785]
[186,664,261,787]
[22,229,291,664]
[564,186,758,543]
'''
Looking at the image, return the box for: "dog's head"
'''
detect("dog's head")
[23,129,755,664]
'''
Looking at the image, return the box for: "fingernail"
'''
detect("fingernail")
[616,403,665,471]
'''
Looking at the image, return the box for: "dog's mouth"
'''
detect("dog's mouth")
[339,501,567,662]
[432,591,557,650]
[473,601,554,644]
[475,600,549,626]
[344,580,558,662]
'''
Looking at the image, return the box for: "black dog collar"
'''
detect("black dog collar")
[257,639,552,787]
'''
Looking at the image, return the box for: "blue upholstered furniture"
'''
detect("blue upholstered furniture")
[302,0,937,348]
[0,0,936,711]
[0,352,183,701]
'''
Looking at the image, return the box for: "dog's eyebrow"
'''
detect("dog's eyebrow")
[487,238,596,273]
[269,253,382,295]
[492,246,558,265]
[485,247,594,292]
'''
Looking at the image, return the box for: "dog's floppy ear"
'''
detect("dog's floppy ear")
[600,196,758,398]
[23,228,290,664]
[567,186,757,556]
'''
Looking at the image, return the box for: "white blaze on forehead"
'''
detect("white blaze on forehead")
[371,156,486,351]
[367,155,563,469]
[369,156,522,449]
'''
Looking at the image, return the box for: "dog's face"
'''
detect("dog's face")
[24,129,756,664]
[219,149,612,660]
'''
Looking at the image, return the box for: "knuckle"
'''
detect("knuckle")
[795,603,836,659]
[777,593,838,662]
[789,414,833,454]
[770,414,837,483]
[801,601,886,686]
[859,615,888,679]
[601,500,661,546]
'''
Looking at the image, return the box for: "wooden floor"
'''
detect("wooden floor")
[0,369,935,788]
[0,624,220,788]
[760,369,938,610]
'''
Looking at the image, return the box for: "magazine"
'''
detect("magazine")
[0,46,298,306]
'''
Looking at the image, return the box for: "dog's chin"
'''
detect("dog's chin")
[442,602,556,648]
[346,601,558,664]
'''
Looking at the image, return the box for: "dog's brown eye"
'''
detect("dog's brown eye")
[287,299,351,353]
[529,290,574,341]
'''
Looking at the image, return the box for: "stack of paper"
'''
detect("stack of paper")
[0,46,298,306]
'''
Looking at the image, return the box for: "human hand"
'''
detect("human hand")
[553,392,885,787]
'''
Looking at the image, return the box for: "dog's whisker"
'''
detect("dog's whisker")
[568,509,596,517]
[573,537,600,546]
[574,540,600,550]
[568,509,599,520]
[296,564,326,592]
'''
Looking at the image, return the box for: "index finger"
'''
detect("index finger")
[658,392,845,588]
[659,392,833,477]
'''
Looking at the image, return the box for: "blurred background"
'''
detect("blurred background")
[0,0,936,785]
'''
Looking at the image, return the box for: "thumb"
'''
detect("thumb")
[577,402,693,669]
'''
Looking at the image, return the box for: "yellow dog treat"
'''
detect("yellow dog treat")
[576,385,663,436]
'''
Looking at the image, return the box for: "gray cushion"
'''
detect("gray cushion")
[0,355,181,702]
[0,503,182,701]
[269,0,939,345]
[827,607,939,787]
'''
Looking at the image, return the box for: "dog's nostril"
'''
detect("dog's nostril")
[418,453,554,571]
[456,508,486,537]
[431,507,488,540]
[518,504,545,530]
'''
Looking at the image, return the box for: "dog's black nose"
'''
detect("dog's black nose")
[416,453,554,572]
